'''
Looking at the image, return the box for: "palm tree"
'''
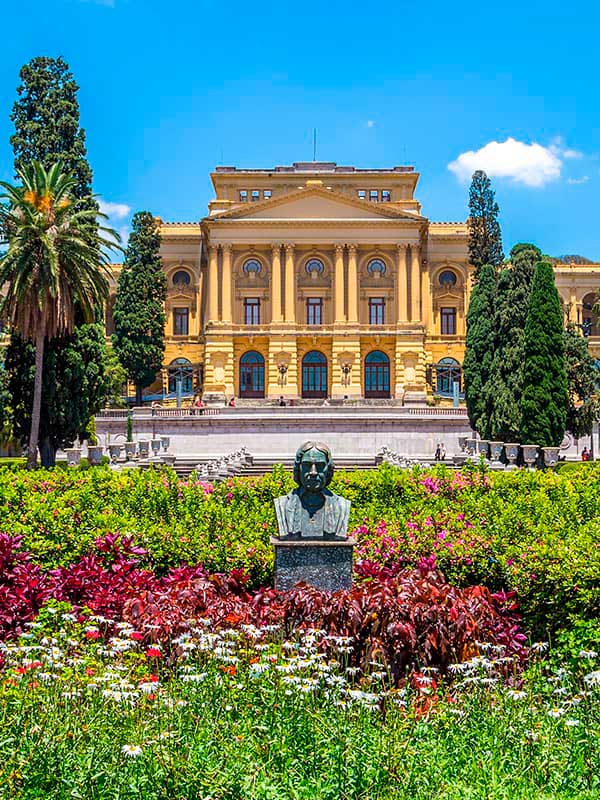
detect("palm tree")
[0,161,120,468]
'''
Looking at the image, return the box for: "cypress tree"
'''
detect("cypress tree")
[563,322,599,438]
[112,212,166,405]
[468,170,504,280]
[520,261,568,447]
[487,244,541,441]
[463,263,496,437]
[5,56,111,466]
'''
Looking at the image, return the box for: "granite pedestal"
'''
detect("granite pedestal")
[271,537,355,592]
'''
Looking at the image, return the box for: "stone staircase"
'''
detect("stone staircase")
[171,454,379,478]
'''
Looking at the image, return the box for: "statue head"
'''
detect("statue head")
[293,441,334,493]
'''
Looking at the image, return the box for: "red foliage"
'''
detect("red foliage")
[0,535,528,682]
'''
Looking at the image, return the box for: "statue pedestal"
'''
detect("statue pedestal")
[271,537,355,592]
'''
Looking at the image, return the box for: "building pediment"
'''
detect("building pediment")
[207,186,426,223]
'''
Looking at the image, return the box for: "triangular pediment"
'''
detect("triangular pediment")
[208,186,425,223]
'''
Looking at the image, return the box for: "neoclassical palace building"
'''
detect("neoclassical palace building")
[106,162,600,403]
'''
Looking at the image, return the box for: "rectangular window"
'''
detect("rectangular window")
[369,297,385,325]
[173,307,189,336]
[441,307,457,335]
[239,190,248,202]
[263,189,272,199]
[381,190,391,202]
[244,297,260,325]
[306,297,323,326]
[251,190,260,202]
[369,190,379,202]
[357,190,366,200]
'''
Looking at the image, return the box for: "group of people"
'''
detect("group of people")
[581,447,593,461]
[434,442,447,461]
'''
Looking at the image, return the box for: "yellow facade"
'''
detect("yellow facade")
[106,162,600,403]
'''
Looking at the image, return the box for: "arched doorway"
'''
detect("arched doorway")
[364,350,390,398]
[168,358,194,394]
[302,351,328,398]
[239,351,265,398]
[435,357,461,396]
[582,293,599,337]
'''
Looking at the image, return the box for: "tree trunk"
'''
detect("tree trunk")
[135,383,143,406]
[39,436,56,468]
[27,323,46,469]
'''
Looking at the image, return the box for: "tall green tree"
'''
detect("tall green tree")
[0,162,118,468]
[563,322,599,438]
[520,261,568,447]
[468,170,504,279]
[5,321,111,465]
[5,55,112,465]
[112,212,166,405]
[11,57,93,202]
[463,263,496,437]
[486,243,542,441]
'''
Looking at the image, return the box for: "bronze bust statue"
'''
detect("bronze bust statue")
[274,441,351,539]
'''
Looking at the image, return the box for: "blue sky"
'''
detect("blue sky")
[2,0,599,258]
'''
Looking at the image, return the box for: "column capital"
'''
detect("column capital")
[208,243,219,254]
[221,243,233,253]
[283,242,295,253]
[271,243,282,253]
[347,243,358,254]
[396,242,409,251]
[334,244,345,255]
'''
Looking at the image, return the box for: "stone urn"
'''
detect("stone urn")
[522,444,539,470]
[160,435,170,453]
[87,445,104,466]
[542,446,560,468]
[489,441,504,463]
[124,441,137,461]
[150,438,162,458]
[108,443,122,465]
[138,440,150,459]
[162,453,176,467]
[65,448,82,467]
[505,443,520,469]
[458,436,468,453]
[476,440,490,459]
[465,438,477,457]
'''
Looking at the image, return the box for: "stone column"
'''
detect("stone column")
[347,244,358,323]
[221,244,232,323]
[410,245,421,322]
[334,244,345,323]
[569,289,578,323]
[284,244,296,323]
[208,245,219,323]
[421,259,431,331]
[397,244,409,323]
[271,244,283,322]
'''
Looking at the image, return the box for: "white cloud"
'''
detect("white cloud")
[366,120,375,128]
[448,137,582,187]
[567,176,589,185]
[98,199,131,220]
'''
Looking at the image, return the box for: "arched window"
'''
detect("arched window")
[435,357,461,396]
[243,258,262,276]
[302,351,328,398]
[305,258,325,278]
[168,358,193,394]
[364,350,390,398]
[582,293,599,337]
[367,258,386,277]
[172,270,191,286]
[438,270,457,288]
[239,351,265,398]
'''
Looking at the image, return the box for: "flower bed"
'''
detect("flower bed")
[0,463,599,638]
[0,600,598,799]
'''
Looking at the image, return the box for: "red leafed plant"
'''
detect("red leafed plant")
[0,534,54,640]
